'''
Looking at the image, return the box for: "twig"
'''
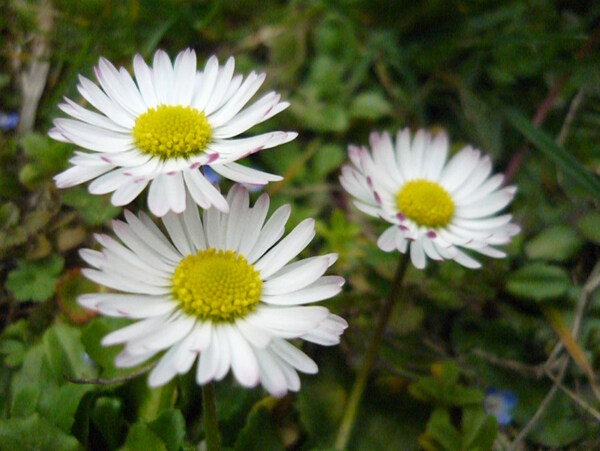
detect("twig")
[64,361,157,385]
[544,367,600,422]
[509,356,570,449]
[472,349,545,379]
[510,260,600,448]
[556,88,585,147]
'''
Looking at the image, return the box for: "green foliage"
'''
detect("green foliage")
[525,225,584,262]
[0,414,80,451]
[420,408,498,451]
[18,133,71,188]
[506,263,570,303]
[6,255,64,302]
[409,361,484,408]
[62,187,121,226]
[235,404,285,451]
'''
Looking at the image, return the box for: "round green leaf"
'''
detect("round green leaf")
[506,263,570,302]
[525,225,584,262]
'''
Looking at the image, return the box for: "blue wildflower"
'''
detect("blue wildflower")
[484,388,517,425]
[0,112,19,131]
[203,166,221,184]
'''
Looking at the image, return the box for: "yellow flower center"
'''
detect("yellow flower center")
[132,105,212,159]
[396,179,455,228]
[172,249,262,322]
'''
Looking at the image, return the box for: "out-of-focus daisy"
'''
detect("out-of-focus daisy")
[50,49,296,216]
[340,129,519,269]
[484,388,517,425]
[78,185,346,396]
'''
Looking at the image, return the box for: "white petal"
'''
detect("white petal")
[54,164,114,188]
[152,50,175,104]
[235,319,272,348]
[261,276,344,306]
[147,175,171,217]
[163,171,186,214]
[270,339,317,374]
[209,162,282,185]
[245,204,291,264]
[162,210,194,256]
[227,327,260,387]
[255,348,288,397]
[254,218,315,278]
[183,170,229,212]
[262,257,330,295]
[237,193,270,256]
[410,239,426,269]
[111,178,148,206]
[133,54,158,108]
[102,315,170,346]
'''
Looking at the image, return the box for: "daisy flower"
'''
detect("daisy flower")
[78,185,347,396]
[340,129,520,269]
[50,49,296,216]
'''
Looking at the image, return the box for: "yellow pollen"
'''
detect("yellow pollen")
[172,248,262,322]
[396,179,455,228]
[132,105,211,159]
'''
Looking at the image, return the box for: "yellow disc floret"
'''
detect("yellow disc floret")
[396,179,455,228]
[172,248,262,322]
[132,105,212,159]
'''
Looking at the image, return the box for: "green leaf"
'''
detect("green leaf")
[0,414,80,451]
[525,225,584,262]
[506,263,570,302]
[91,397,126,450]
[119,422,167,451]
[81,317,130,379]
[311,144,344,178]
[349,91,392,120]
[62,187,121,226]
[10,345,45,417]
[421,408,461,451]
[148,409,186,451]
[0,340,25,368]
[37,383,92,433]
[18,133,71,188]
[43,322,98,380]
[577,212,600,244]
[234,405,285,451]
[461,408,498,450]
[6,255,64,302]
[297,375,347,444]
[409,362,484,407]
[503,107,600,198]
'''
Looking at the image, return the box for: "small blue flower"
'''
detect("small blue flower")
[484,388,517,425]
[203,166,221,185]
[0,112,19,131]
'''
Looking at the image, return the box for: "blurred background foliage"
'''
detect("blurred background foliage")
[1,0,600,449]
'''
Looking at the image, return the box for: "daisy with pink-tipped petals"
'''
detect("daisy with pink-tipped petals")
[51,49,296,216]
[78,185,346,397]
[340,129,520,269]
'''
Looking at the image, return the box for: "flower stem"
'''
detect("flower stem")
[202,382,221,451]
[334,252,411,450]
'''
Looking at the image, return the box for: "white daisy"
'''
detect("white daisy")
[340,129,520,269]
[78,185,347,397]
[50,49,296,217]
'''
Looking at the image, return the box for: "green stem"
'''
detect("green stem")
[202,382,221,451]
[334,252,411,450]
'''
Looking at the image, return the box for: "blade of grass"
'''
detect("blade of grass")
[503,107,600,198]
[543,307,600,399]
